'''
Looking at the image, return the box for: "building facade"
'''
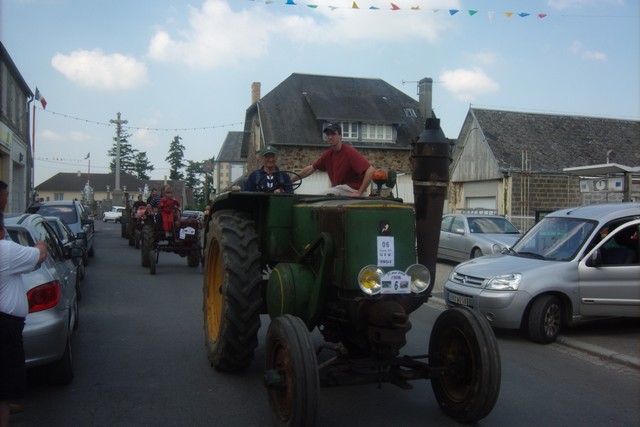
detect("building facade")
[0,42,33,213]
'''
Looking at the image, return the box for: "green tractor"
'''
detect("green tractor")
[202,119,501,426]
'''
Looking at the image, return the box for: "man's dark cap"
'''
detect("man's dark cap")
[323,123,342,135]
[261,146,278,156]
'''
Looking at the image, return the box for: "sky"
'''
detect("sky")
[1,0,638,186]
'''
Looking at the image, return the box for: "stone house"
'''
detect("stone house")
[0,41,33,213]
[240,74,440,201]
[449,107,640,231]
[214,131,245,194]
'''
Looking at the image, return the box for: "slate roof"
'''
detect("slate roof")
[242,73,427,156]
[465,108,640,173]
[217,131,244,162]
[36,172,189,201]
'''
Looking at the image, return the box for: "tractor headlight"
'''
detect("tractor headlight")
[405,264,431,294]
[358,265,383,295]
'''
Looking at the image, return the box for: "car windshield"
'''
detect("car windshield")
[513,217,596,261]
[33,205,78,224]
[467,217,519,234]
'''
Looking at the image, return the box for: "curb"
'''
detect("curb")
[555,336,640,371]
[427,297,640,371]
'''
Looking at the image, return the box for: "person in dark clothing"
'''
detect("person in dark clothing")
[244,146,293,194]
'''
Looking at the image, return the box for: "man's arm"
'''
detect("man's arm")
[355,165,375,197]
[34,241,48,264]
[292,165,315,182]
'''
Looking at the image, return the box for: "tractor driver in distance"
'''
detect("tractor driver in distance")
[292,122,375,197]
[244,146,294,194]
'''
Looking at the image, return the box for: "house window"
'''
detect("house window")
[340,122,358,140]
[54,193,64,200]
[404,108,417,118]
[361,123,393,142]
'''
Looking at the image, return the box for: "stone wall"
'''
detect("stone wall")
[247,145,412,175]
[510,173,583,217]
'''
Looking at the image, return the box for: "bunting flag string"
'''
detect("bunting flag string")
[35,107,243,133]
[251,0,637,20]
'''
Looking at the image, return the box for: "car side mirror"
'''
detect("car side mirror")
[452,227,465,235]
[76,231,86,241]
[82,218,94,226]
[586,249,603,267]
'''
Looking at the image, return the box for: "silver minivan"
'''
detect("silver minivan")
[445,203,640,343]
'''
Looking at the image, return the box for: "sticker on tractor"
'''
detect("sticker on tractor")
[179,227,196,240]
[377,236,395,267]
[380,270,410,294]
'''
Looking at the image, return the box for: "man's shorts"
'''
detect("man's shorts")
[0,312,27,400]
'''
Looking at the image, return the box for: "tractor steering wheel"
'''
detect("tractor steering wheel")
[257,171,302,193]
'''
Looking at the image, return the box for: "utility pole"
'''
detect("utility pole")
[110,112,128,190]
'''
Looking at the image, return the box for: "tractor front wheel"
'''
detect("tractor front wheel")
[265,315,318,427]
[203,210,262,371]
[429,306,501,423]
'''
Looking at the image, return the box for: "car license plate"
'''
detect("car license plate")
[448,292,472,307]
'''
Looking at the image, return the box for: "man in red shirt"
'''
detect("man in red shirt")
[294,123,374,196]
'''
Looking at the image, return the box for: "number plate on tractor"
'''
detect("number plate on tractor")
[380,271,411,294]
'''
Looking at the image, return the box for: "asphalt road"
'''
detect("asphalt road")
[10,221,640,427]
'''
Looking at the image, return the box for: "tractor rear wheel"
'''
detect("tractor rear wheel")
[187,243,201,267]
[141,225,153,267]
[429,306,501,423]
[203,210,262,371]
[149,248,157,275]
[265,315,318,427]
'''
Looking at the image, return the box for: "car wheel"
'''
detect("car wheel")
[471,248,483,258]
[528,295,562,344]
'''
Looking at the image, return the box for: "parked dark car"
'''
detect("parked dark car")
[4,213,83,384]
[27,200,95,264]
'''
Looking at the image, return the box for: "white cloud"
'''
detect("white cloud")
[439,67,500,101]
[147,0,455,69]
[131,128,161,150]
[570,41,608,61]
[39,129,65,142]
[69,131,91,142]
[51,49,148,90]
[466,50,500,67]
[547,0,623,10]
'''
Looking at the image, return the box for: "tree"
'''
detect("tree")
[132,152,154,180]
[108,132,137,174]
[165,135,185,180]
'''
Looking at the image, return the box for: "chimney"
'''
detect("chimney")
[418,78,433,119]
[251,82,261,104]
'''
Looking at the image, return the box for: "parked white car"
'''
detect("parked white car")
[102,206,126,223]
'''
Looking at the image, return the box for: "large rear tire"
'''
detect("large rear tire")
[203,210,262,371]
[429,306,501,423]
[141,225,153,267]
[149,248,157,275]
[265,315,319,427]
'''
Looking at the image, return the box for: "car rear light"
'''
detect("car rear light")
[27,281,61,313]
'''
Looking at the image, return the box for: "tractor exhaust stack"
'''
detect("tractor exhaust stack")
[411,117,451,286]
